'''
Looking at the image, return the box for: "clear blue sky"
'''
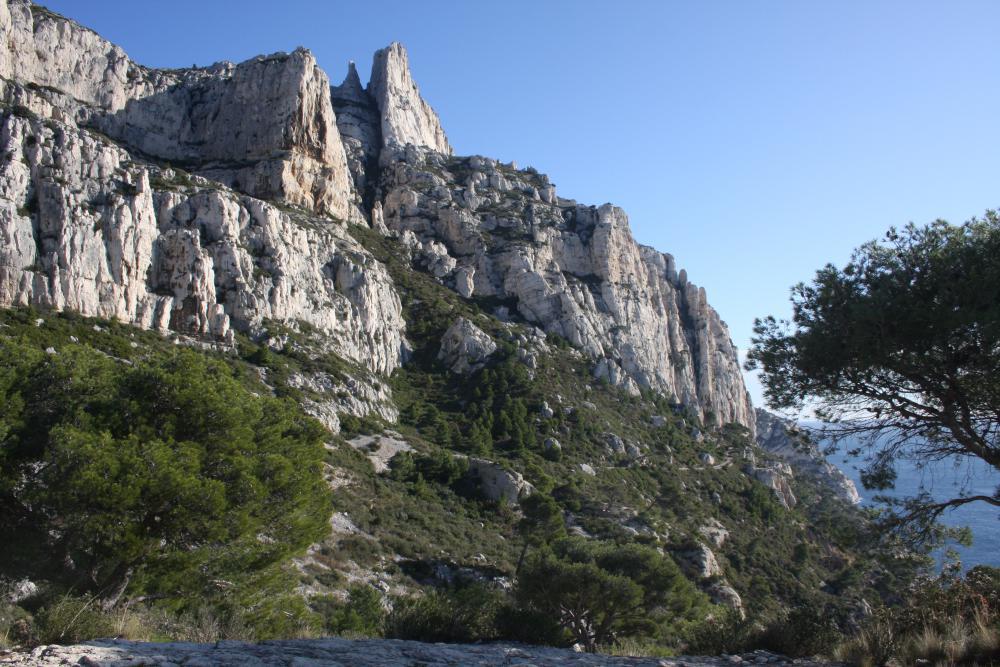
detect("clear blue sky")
[44,1,1000,406]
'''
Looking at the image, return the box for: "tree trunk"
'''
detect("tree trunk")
[99,564,134,612]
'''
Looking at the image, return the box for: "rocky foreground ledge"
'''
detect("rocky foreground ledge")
[0,638,836,666]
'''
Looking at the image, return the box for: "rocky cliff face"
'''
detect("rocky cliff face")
[3,1,356,220]
[91,49,357,220]
[0,0,754,433]
[375,148,754,429]
[0,84,403,376]
[755,408,861,505]
[368,42,451,155]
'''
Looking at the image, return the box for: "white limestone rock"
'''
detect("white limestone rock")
[331,61,381,195]
[93,49,356,219]
[347,432,414,474]
[437,317,496,374]
[287,371,399,433]
[1,0,174,111]
[745,462,798,510]
[368,42,452,154]
[0,107,405,377]
[379,151,755,433]
[2,2,355,219]
[677,544,723,580]
[706,581,745,618]
[0,636,836,666]
[698,518,729,548]
[755,408,861,505]
[464,457,534,505]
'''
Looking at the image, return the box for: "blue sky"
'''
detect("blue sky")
[44,1,1000,406]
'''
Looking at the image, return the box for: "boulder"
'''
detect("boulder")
[677,544,723,580]
[604,432,626,456]
[698,518,729,548]
[465,458,534,505]
[707,581,745,618]
[437,318,496,374]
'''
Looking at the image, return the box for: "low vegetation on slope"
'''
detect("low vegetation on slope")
[0,221,989,659]
[0,215,983,660]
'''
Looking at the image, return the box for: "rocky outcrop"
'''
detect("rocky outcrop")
[347,432,413,474]
[368,42,451,154]
[288,371,399,433]
[437,316,496,374]
[677,544,723,580]
[92,50,356,220]
[0,99,404,376]
[707,581,745,618]
[1,1,171,111]
[377,149,754,431]
[2,1,355,219]
[698,518,729,549]
[330,61,381,196]
[755,408,861,505]
[746,462,797,510]
[464,457,534,504]
[0,0,755,437]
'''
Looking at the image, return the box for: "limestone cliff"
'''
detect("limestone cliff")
[91,49,356,220]
[0,86,403,376]
[375,148,754,429]
[755,408,861,505]
[368,42,451,155]
[2,0,355,219]
[0,0,755,432]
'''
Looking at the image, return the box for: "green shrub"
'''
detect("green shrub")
[756,605,842,657]
[0,338,330,608]
[34,595,116,645]
[516,538,706,652]
[385,584,503,643]
[683,610,759,655]
[0,603,33,648]
[493,603,566,646]
[312,585,385,637]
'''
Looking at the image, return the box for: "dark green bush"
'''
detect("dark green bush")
[0,339,330,607]
[385,584,503,643]
[312,585,385,637]
[33,596,116,645]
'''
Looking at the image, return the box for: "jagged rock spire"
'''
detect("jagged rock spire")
[334,60,368,104]
[368,42,452,155]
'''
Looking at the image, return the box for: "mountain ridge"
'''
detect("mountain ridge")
[0,0,752,432]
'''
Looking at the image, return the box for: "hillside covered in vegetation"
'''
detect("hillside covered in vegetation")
[0,1,984,661]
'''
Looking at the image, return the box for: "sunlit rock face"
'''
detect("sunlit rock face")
[0,0,755,433]
[375,147,755,431]
[4,0,356,219]
[0,100,404,375]
[368,42,452,155]
[755,408,862,505]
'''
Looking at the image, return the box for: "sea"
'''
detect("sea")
[822,434,999,570]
